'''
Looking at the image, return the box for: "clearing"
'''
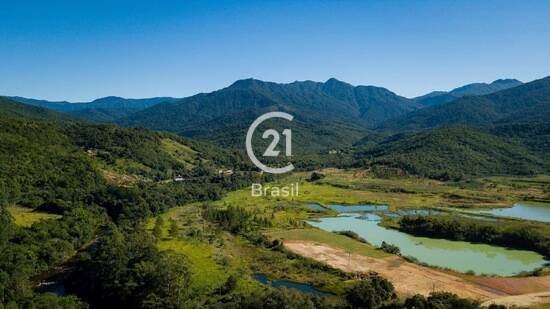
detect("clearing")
[283,240,550,307]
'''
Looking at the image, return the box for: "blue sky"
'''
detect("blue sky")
[1,0,549,101]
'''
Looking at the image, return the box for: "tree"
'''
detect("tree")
[152,217,164,240]
[169,219,178,238]
[309,172,325,182]
[345,275,395,309]
[403,294,427,309]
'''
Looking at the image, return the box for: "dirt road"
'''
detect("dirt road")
[284,240,550,307]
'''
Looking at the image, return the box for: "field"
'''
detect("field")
[268,228,388,258]
[7,206,61,227]
[145,169,550,307]
[146,205,352,302]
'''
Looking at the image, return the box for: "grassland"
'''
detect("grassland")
[298,169,549,207]
[268,228,389,258]
[143,169,550,307]
[7,206,61,227]
[146,204,352,300]
[160,138,199,169]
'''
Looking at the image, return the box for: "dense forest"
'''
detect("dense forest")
[353,127,550,180]
[0,98,270,307]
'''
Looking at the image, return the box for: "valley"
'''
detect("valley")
[1,75,550,308]
[135,169,550,307]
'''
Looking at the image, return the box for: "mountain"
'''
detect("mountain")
[413,79,523,107]
[0,98,249,210]
[381,76,550,131]
[8,96,178,122]
[354,126,550,180]
[117,78,419,151]
[69,107,145,122]
[0,96,73,121]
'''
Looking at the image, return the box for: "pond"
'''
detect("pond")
[36,281,65,296]
[465,203,550,223]
[327,204,388,213]
[253,274,331,296]
[306,204,440,218]
[307,214,547,276]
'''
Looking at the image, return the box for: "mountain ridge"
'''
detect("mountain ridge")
[413,78,523,107]
[380,76,550,132]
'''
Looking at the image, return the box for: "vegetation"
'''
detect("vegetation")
[379,242,400,255]
[0,205,106,306]
[7,207,61,227]
[380,76,550,131]
[3,90,550,308]
[354,127,550,180]
[334,231,369,244]
[399,215,550,257]
[309,172,326,182]
[345,276,396,308]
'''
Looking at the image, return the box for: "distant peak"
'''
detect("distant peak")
[491,78,522,85]
[324,78,352,86]
[229,78,263,88]
[92,96,124,102]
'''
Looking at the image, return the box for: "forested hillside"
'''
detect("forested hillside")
[353,127,550,180]
[9,96,178,122]
[0,98,261,215]
[382,76,550,131]
[0,98,270,307]
[115,78,419,150]
[413,79,522,107]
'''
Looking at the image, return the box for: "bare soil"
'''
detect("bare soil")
[284,240,550,307]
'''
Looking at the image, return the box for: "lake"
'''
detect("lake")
[465,203,550,222]
[307,214,547,276]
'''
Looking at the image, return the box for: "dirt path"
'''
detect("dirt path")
[284,240,550,307]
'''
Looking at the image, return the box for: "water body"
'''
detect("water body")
[397,209,439,216]
[324,204,388,213]
[466,203,550,223]
[36,281,65,296]
[307,214,547,276]
[253,274,331,296]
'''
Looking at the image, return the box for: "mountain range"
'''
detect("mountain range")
[7,77,523,129]
[381,76,550,131]
[8,96,179,122]
[413,79,523,107]
[3,75,549,179]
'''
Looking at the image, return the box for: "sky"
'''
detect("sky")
[1,0,549,101]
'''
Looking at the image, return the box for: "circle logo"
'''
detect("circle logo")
[245,111,294,174]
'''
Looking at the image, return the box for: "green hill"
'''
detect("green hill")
[0,99,254,213]
[354,127,550,180]
[0,96,73,121]
[382,76,550,131]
